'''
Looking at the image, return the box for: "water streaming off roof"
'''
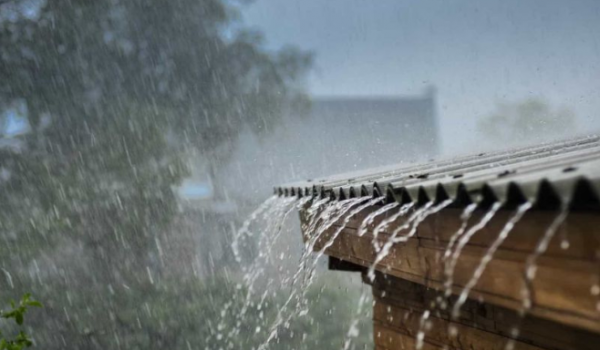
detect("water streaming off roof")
[2,0,600,349]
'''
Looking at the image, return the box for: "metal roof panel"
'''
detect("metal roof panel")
[276,135,600,210]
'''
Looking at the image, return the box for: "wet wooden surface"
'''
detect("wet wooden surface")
[370,273,600,350]
[300,204,600,335]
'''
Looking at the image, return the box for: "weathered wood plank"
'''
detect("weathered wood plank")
[304,212,600,333]
[371,274,600,350]
[374,324,443,350]
[323,206,600,261]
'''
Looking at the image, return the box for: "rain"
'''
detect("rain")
[1,1,600,350]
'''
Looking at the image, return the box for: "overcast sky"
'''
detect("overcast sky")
[242,0,600,154]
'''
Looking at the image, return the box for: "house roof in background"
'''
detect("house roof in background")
[276,135,600,210]
[309,89,436,118]
[310,96,434,121]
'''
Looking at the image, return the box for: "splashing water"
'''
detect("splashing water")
[502,205,569,350]
[254,197,349,349]
[217,196,301,347]
[296,196,383,299]
[365,203,432,282]
[257,196,375,350]
[451,202,533,319]
[521,204,569,312]
[367,199,454,350]
[357,201,401,236]
[392,200,453,244]
[293,197,362,280]
[444,202,502,298]
[371,202,415,250]
[312,197,384,264]
[303,197,333,237]
[367,200,453,281]
[240,197,298,279]
[294,197,372,288]
[306,197,331,216]
[442,203,478,263]
[412,203,478,348]
[338,200,440,349]
[231,195,278,264]
[314,197,372,242]
[258,197,313,270]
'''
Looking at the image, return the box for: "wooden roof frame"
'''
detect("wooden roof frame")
[278,136,600,349]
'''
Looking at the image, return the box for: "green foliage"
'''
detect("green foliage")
[0,294,42,350]
[478,98,576,144]
[0,0,319,349]
[2,294,43,326]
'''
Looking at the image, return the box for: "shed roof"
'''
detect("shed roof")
[276,135,600,210]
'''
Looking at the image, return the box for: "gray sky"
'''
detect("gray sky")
[243,0,600,154]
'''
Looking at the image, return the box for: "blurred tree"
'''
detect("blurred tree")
[0,0,311,272]
[23,277,369,350]
[477,98,576,145]
[0,0,312,348]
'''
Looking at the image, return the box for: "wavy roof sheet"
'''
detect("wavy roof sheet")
[275,135,600,210]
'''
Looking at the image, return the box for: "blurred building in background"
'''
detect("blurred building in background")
[219,87,440,201]
[307,86,439,165]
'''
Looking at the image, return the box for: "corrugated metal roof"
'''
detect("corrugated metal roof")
[275,135,600,210]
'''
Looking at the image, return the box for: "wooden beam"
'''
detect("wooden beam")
[370,274,600,350]
[301,205,600,334]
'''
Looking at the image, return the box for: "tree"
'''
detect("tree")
[477,98,576,145]
[0,0,312,348]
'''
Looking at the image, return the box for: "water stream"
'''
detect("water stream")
[502,205,570,350]
[267,196,386,350]
[392,200,453,244]
[522,205,569,312]
[257,196,372,349]
[442,203,478,263]
[231,195,278,265]
[225,192,581,350]
[444,202,503,298]
[311,197,384,266]
[221,196,301,345]
[414,203,477,349]
[371,202,415,250]
[451,202,533,319]
[293,197,367,285]
[367,200,453,282]
[357,202,401,237]
[296,197,373,299]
